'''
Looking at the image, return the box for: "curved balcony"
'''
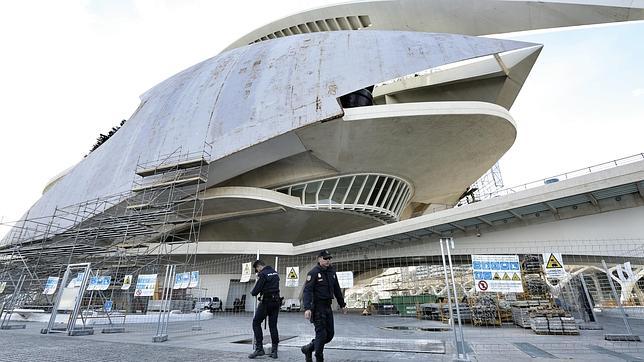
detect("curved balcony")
[275,173,412,223]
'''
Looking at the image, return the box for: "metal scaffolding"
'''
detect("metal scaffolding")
[0,143,212,337]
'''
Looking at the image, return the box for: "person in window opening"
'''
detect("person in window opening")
[248,260,281,359]
[301,250,347,362]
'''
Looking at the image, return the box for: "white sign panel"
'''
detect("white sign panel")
[542,253,566,279]
[87,276,111,291]
[98,276,111,290]
[59,287,82,310]
[69,272,85,288]
[336,271,354,288]
[472,255,523,293]
[285,267,299,287]
[189,271,199,288]
[241,262,252,283]
[121,275,133,290]
[87,277,99,291]
[173,272,190,289]
[43,276,60,295]
[135,274,157,297]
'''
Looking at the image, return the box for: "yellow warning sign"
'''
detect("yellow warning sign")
[545,254,563,269]
[493,272,501,280]
[512,273,520,281]
[502,272,510,280]
[285,266,299,287]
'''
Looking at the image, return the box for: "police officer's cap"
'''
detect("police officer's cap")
[252,260,264,269]
[317,250,332,259]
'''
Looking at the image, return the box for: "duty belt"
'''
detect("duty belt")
[260,293,280,301]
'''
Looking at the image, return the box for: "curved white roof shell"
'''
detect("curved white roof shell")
[6,31,536,243]
[226,0,644,50]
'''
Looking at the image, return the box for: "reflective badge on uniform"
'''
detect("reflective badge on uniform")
[317,273,321,278]
[306,275,311,281]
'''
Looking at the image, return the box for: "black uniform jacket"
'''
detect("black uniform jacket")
[251,266,280,298]
[303,264,346,311]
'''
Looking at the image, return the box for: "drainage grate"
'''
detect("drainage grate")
[588,345,643,361]
[513,342,558,359]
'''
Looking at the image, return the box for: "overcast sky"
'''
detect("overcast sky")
[0,1,642,236]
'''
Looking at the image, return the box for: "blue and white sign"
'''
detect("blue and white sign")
[135,274,157,297]
[68,272,85,288]
[87,276,112,291]
[88,277,99,291]
[472,255,523,293]
[104,300,113,312]
[173,272,190,289]
[43,276,60,295]
[98,276,111,290]
[189,271,199,288]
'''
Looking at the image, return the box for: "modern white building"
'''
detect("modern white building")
[1,1,643,309]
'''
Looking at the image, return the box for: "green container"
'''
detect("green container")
[390,295,437,316]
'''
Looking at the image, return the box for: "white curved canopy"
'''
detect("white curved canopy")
[226,0,644,50]
[6,31,535,241]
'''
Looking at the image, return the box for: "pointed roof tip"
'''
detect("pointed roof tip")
[224,0,644,51]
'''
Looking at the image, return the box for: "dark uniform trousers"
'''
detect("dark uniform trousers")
[303,263,345,359]
[253,296,280,346]
[312,301,335,357]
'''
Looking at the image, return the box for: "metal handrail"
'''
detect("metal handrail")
[479,152,644,200]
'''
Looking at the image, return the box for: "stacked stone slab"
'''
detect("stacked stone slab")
[528,306,579,335]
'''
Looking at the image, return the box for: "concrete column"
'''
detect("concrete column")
[619,281,637,304]
[634,285,644,305]
[617,270,644,304]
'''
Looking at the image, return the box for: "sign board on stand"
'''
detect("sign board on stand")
[98,276,111,290]
[59,274,87,310]
[43,277,60,295]
[135,274,157,297]
[121,275,133,290]
[87,276,111,291]
[87,277,99,291]
[542,253,566,279]
[285,267,299,287]
[189,271,199,288]
[173,272,190,289]
[472,255,523,293]
[336,271,354,288]
[240,262,252,283]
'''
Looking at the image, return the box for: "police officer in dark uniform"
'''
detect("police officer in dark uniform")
[248,260,281,359]
[301,250,347,362]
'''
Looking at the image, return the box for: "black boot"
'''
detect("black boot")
[269,344,278,359]
[315,353,324,362]
[248,345,265,359]
[301,342,313,362]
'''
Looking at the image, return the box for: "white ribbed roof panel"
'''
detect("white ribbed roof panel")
[225,0,644,50]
